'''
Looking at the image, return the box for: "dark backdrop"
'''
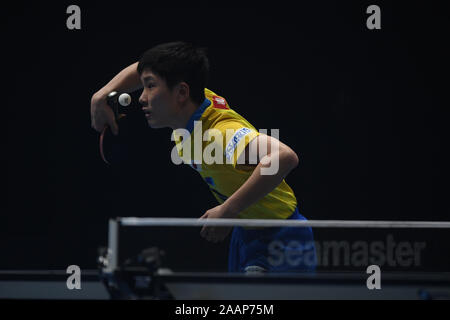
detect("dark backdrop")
[4,1,449,271]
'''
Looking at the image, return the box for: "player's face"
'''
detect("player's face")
[139,69,179,129]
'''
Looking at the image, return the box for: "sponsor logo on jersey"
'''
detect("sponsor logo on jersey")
[212,96,229,109]
[225,127,252,160]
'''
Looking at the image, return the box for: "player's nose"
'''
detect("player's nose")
[138,92,147,106]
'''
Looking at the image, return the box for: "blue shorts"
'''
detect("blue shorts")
[228,208,317,273]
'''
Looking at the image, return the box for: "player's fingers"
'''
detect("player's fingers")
[91,102,107,132]
[199,214,211,239]
[200,225,208,238]
[209,228,219,243]
[203,227,215,242]
[203,228,213,241]
[103,107,119,136]
[204,232,212,242]
[109,120,119,136]
[91,110,106,132]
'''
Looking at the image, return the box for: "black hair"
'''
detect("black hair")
[137,41,209,105]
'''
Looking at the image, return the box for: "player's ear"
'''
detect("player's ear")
[176,82,190,103]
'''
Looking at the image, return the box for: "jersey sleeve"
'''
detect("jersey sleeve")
[213,120,260,168]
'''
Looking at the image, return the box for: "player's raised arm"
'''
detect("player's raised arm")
[90,62,142,134]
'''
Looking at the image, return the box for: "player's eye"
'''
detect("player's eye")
[147,83,155,88]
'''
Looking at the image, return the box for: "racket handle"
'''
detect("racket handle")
[107,91,120,119]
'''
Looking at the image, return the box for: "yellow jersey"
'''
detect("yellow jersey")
[172,88,297,219]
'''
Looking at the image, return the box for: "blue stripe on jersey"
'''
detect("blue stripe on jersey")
[205,177,215,187]
[185,98,211,133]
[211,188,228,201]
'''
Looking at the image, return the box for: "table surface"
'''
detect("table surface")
[1,269,450,300]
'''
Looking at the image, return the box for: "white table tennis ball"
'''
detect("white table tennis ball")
[118,93,131,106]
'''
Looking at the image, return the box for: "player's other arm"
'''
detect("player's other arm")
[199,134,298,242]
[90,62,142,134]
[224,134,299,217]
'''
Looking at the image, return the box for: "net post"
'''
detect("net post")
[104,218,120,273]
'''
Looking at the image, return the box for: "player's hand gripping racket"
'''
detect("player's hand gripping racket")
[99,91,132,165]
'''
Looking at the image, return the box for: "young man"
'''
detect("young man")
[91,42,316,273]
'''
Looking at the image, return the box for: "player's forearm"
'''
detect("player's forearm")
[223,149,299,217]
[94,62,142,97]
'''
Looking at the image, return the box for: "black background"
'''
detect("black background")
[3,1,449,272]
